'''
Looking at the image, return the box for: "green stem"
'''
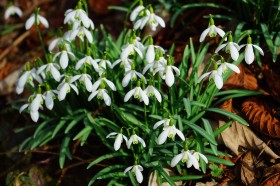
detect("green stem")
[35,22,47,61]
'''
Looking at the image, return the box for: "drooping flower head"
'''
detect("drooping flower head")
[200,15,226,42]
[198,61,223,89]
[124,164,144,184]
[106,128,128,151]
[215,33,239,61]
[25,8,49,30]
[4,4,23,20]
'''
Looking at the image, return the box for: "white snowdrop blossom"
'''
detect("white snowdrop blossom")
[215,34,239,61]
[127,133,146,149]
[37,62,61,81]
[144,84,162,103]
[171,149,197,167]
[88,84,111,106]
[124,165,144,184]
[16,66,43,94]
[25,9,49,30]
[198,63,223,89]
[19,102,40,122]
[57,76,79,101]
[154,119,185,145]
[106,131,128,151]
[130,4,145,22]
[112,58,133,72]
[153,118,171,129]
[92,74,116,92]
[30,91,44,112]
[145,40,164,63]
[74,73,93,92]
[43,87,56,110]
[239,36,264,65]
[124,81,149,105]
[217,59,240,75]
[75,55,99,71]
[121,40,143,60]
[70,26,93,43]
[132,36,145,53]
[4,5,23,20]
[93,56,112,75]
[48,37,65,52]
[122,64,146,87]
[199,16,226,42]
[53,49,75,69]
[133,9,150,30]
[143,55,166,75]
[192,151,208,170]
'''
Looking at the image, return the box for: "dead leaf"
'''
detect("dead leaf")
[0,66,22,96]
[148,168,182,186]
[263,64,280,103]
[195,181,218,186]
[242,97,280,138]
[260,173,280,186]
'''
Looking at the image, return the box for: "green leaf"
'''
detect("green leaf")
[157,167,177,186]
[73,126,92,141]
[213,120,233,137]
[206,155,234,166]
[52,120,67,138]
[183,98,191,117]
[169,175,203,181]
[206,108,249,126]
[209,164,223,177]
[261,23,274,53]
[202,118,218,156]
[59,136,72,168]
[33,119,54,138]
[65,114,85,133]
[108,6,128,12]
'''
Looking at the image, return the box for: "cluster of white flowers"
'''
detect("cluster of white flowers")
[198,15,264,89]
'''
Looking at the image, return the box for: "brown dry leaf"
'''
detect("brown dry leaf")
[240,151,260,186]
[260,173,280,186]
[0,66,22,96]
[263,64,280,103]
[195,181,218,186]
[148,168,182,186]
[242,97,280,138]
[215,120,279,159]
[223,64,260,91]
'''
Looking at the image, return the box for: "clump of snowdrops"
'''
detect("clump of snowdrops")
[13,0,263,185]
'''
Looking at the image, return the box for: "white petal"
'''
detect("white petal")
[30,110,39,122]
[198,153,208,164]
[175,129,185,141]
[30,96,41,111]
[130,6,144,21]
[253,44,264,56]
[189,153,199,170]
[172,66,180,76]
[245,44,254,64]
[114,134,122,151]
[48,38,59,51]
[165,66,175,87]
[83,28,93,43]
[171,153,184,167]
[153,120,165,129]
[88,91,98,101]
[226,63,240,73]
[70,84,79,95]
[18,71,30,88]
[75,58,86,70]
[103,91,111,106]
[58,84,68,101]
[137,136,146,147]
[124,166,133,174]
[154,15,165,28]
[133,19,142,30]
[51,65,61,81]
[84,77,93,92]
[70,75,80,83]
[91,80,101,92]
[140,90,149,105]
[229,43,239,61]
[104,79,116,91]
[122,72,132,87]
[106,132,117,138]
[197,72,211,83]
[45,93,54,110]
[70,29,79,40]
[80,12,90,28]
[16,86,24,94]
[124,89,135,102]
[38,15,49,28]
[135,167,143,183]
[127,137,133,149]
[146,45,155,63]
[199,28,210,42]
[25,15,35,30]
[134,46,143,59]
[214,73,223,89]
[37,65,47,75]
[19,104,29,113]
[215,43,227,53]
[214,27,225,38]
[158,129,169,145]
[60,51,68,69]
[153,88,162,103]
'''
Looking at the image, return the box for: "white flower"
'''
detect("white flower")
[64,8,91,29]
[74,73,93,92]
[4,5,23,20]
[143,56,166,75]
[132,36,145,53]
[215,34,239,61]
[37,62,61,81]
[43,89,56,110]
[70,26,93,43]
[121,43,143,60]
[239,36,264,65]
[171,150,197,167]
[198,68,223,89]
[57,76,79,101]
[130,5,145,21]
[192,151,208,170]
[122,65,145,87]
[133,9,150,30]
[155,59,180,87]
[155,121,185,145]
[19,102,40,122]
[124,82,149,105]
[96,58,113,75]
[146,44,164,63]
[75,55,99,71]
[217,60,240,75]
[88,87,111,106]
[144,85,162,103]
[30,92,44,112]
[106,132,128,151]
[153,118,171,129]
[48,37,65,52]
[134,8,165,31]
[124,165,144,184]
[92,75,116,92]
[25,12,49,30]
[112,58,133,72]
[16,67,43,94]
[127,134,146,149]
[199,16,225,42]
[53,49,75,69]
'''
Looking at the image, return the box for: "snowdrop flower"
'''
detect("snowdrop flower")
[145,37,164,63]
[124,81,149,105]
[4,4,23,20]
[153,118,171,129]
[43,85,56,110]
[53,47,75,69]
[146,7,165,31]
[127,132,146,149]
[144,81,162,103]
[88,83,111,106]
[112,58,133,72]
[133,9,150,30]
[198,62,223,89]
[64,2,92,29]
[92,74,116,92]
[19,101,40,122]
[155,57,180,87]
[75,53,99,71]
[143,54,166,74]
[217,58,240,75]
[30,88,44,112]
[57,76,79,101]
[48,36,65,52]
[37,61,61,81]
[94,55,112,75]
[121,38,143,60]
[25,8,49,30]
[132,35,145,53]
[106,130,128,151]
[124,165,143,184]
[70,26,93,43]
[130,2,145,22]
[215,34,239,61]
[73,71,93,92]
[192,151,208,170]
[154,119,185,144]
[239,36,264,65]
[199,15,226,42]
[122,64,146,87]
[171,149,197,168]
[16,64,42,94]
